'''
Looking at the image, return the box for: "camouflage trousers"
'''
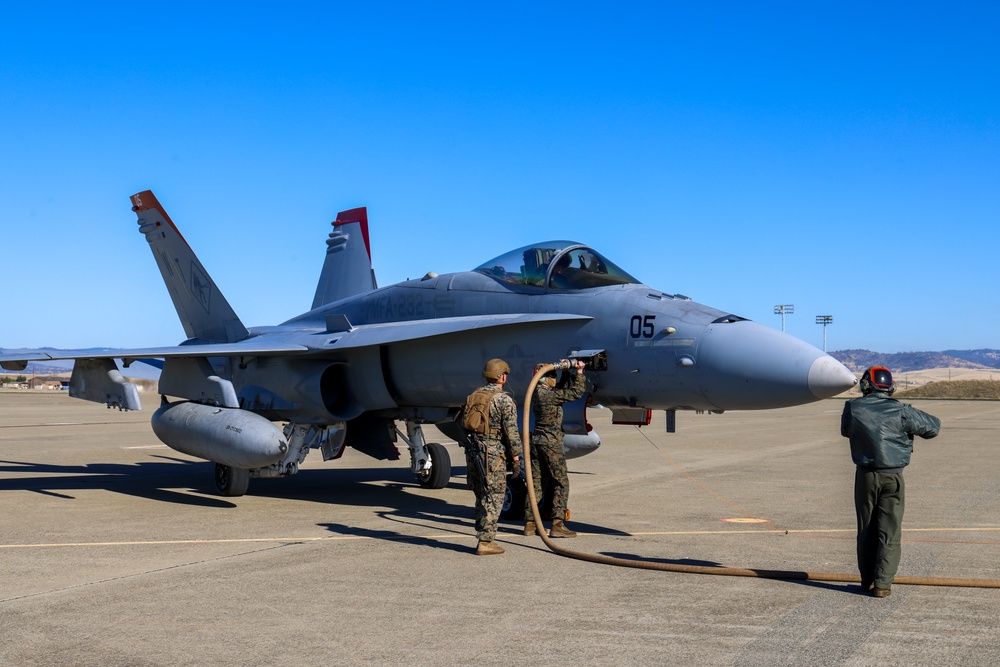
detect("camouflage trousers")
[525,437,569,520]
[466,440,508,542]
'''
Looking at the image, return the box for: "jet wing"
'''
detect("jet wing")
[0,340,310,368]
[0,313,589,369]
[2,314,589,410]
[319,313,592,350]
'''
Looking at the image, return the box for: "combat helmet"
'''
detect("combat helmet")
[860,366,895,395]
[483,358,511,381]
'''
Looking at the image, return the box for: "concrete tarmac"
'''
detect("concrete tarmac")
[2,389,999,666]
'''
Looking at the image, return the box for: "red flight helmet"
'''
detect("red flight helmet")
[860,366,895,395]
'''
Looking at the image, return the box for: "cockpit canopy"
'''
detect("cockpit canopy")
[473,241,640,290]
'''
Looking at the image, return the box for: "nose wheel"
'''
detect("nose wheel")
[500,473,552,520]
[501,474,527,520]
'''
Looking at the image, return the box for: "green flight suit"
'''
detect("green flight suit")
[841,391,940,589]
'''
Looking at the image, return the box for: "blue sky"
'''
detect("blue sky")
[2,3,997,354]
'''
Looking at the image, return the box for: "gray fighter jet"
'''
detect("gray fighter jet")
[1,190,857,497]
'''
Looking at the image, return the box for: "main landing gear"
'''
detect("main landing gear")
[398,422,452,489]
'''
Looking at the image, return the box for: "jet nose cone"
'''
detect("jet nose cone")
[697,320,857,410]
[808,354,859,399]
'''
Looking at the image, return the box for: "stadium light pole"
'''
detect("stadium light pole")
[774,304,794,332]
[816,315,834,352]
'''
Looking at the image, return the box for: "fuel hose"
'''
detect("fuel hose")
[521,362,1000,589]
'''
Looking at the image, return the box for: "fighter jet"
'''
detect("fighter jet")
[1,190,857,497]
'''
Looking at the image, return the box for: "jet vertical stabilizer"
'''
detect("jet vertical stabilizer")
[130,191,250,343]
[311,206,377,309]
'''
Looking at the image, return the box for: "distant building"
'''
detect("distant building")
[28,377,63,390]
[0,381,29,389]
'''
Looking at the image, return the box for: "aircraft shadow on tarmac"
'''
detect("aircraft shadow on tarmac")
[0,456,237,508]
[0,456,487,528]
[0,455,475,515]
[1,456,638,547]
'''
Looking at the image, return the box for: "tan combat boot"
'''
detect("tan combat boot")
[549,519,577,538]
[476,540,505,555]
[523,520,539,536]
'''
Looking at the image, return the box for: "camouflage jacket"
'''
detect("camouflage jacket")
[475,383,523,460]
[531,371,587,445]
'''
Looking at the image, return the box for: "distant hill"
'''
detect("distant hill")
[830,349,1000,373]
[896,379,1000,400]
[942,349,1000,367]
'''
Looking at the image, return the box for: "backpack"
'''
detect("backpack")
[461,388,496,436]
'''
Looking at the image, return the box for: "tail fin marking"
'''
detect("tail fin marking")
[311,206,378,310]
[130,190,250,343]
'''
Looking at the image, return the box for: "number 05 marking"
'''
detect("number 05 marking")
[629,315,655,338]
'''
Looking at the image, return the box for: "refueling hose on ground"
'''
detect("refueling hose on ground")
[521,362,1000,589]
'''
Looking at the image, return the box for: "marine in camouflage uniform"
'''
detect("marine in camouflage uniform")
[465,359,522,555]
[525,360,587,538]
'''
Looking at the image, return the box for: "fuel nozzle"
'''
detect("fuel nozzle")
[567,350,607,371]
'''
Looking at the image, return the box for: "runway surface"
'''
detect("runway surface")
[2,389,999,666]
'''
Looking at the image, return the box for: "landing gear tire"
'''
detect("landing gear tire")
[215,463,250,496]
[501,474,554,521]
[417,442,451,489]
[501,474,527,520]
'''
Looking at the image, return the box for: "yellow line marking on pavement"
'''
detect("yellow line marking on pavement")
[633,527,1000,535]
[0,535,466,549]
[0,421,138,429]
[3,527,998,549]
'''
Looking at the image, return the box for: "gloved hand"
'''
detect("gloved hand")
[511,458,521,477]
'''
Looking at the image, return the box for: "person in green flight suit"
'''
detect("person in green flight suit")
[841,366,941,597]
